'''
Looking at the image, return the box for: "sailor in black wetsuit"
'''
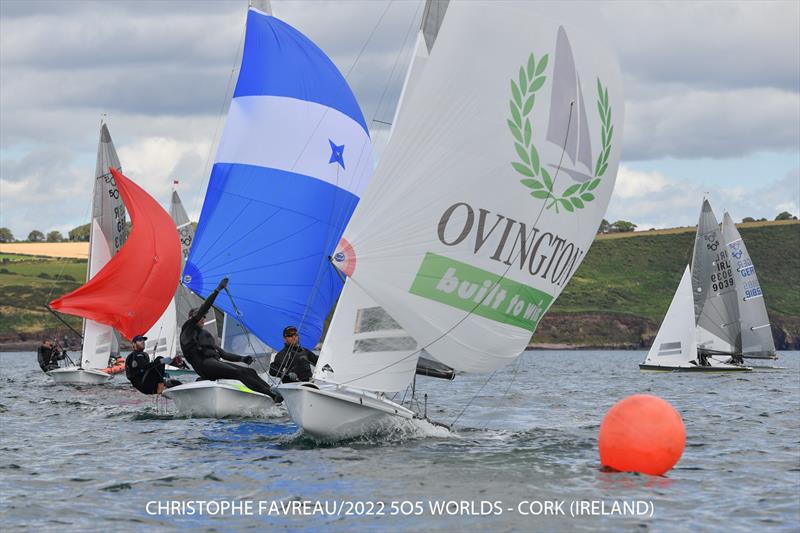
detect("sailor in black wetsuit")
[179,278,282,403]
[125,335,181,395]
[269,326,319,383]
[37,339,64,372]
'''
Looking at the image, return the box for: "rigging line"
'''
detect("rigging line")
[193,17,247,218]
[222,287,271,376]
[449,369,498,429]
[369,0,423,127]
[338,102,578,387]
[344,0,394,79]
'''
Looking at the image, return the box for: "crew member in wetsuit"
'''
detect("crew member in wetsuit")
[37,339,64,372]
[269,326,319,383]
[125,335,182,395]
[179,278,282,403]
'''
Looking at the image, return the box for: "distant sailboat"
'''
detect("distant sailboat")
[278,2,625,439]
[640,266,750,372]
[164,3,373,417]
[49,169,182,383]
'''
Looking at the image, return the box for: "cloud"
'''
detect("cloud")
[1,0,798,239]
[606,165,800,229]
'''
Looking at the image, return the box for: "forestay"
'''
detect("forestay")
[721,212,776,357]
[330,2,624,374]
[184,7,373,350]
[691,200,740,352]
[642,266,698,368]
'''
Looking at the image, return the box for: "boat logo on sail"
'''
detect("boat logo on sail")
[508,27,614,215]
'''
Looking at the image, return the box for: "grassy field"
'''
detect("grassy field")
[0,253,84,337]
[1,221,798,347]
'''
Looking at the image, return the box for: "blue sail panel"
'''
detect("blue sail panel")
[185,8,373,350]
[234,9,368,134]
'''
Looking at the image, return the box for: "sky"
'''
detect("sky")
[1,0,798,240]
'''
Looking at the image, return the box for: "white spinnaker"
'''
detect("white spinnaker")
[315,279,420,392]
[643,266,698,368]
[332,3,624,374]
[721,212,776,357]
[143,300,177,360]
[81,219,114,369]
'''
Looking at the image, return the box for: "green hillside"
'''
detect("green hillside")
[1,221,798,349]
[537,222,800,347]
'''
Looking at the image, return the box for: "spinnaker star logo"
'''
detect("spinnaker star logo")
[508,26,614,214]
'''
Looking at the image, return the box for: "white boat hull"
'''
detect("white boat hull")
[162,380,277,418]
[47,367,113,384]
[277,381,415,440]
[639,363,752,372]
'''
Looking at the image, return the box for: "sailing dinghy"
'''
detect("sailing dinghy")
[279,1,625,439]
[164,4,374,417]
[46,123,127,384]
[640,266,751,372]
[49,168,182,383]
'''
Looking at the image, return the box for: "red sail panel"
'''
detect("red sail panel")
[49,168,181,340]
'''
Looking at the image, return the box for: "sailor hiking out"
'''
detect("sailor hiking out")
[179,278,282,403]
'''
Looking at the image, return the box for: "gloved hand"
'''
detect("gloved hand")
[217,277,229,291]
[242,355,254,365]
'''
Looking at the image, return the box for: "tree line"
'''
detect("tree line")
[0,212,796,243]
[0,223,90,243]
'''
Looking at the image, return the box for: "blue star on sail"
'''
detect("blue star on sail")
[329,139,345,169]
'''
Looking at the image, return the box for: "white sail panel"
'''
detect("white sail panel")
[643,266,698,368]
[691,200,740,350]
[721,212,776,357]
[143,300,177,360]
[332,3,624,373]
[696,325,733,353]
[81,219,114,369]
[315,280,420,392]
[221,314,272,355]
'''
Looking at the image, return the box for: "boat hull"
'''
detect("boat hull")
[277,382,414,440]
[162,380,276,418]
[639,364,752,372]
[47,367,114,384]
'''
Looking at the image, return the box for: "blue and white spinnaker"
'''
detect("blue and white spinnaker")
[184,7,373,350]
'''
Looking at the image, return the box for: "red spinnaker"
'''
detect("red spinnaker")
[49,168,181,340]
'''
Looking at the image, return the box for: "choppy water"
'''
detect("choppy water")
[1,350,798,532]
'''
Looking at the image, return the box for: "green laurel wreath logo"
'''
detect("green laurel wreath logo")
[508,53,613,213]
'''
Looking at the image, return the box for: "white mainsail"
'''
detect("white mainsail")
[642,266,698,368]
[81,123,127,369]
[721,212,776,358]
[691,199,740,353]
[327,2,624,375]
[169,189,218,351]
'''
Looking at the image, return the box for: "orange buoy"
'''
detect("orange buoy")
[598,394,685,476]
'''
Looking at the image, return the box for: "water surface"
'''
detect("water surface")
[1,350,798,531]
